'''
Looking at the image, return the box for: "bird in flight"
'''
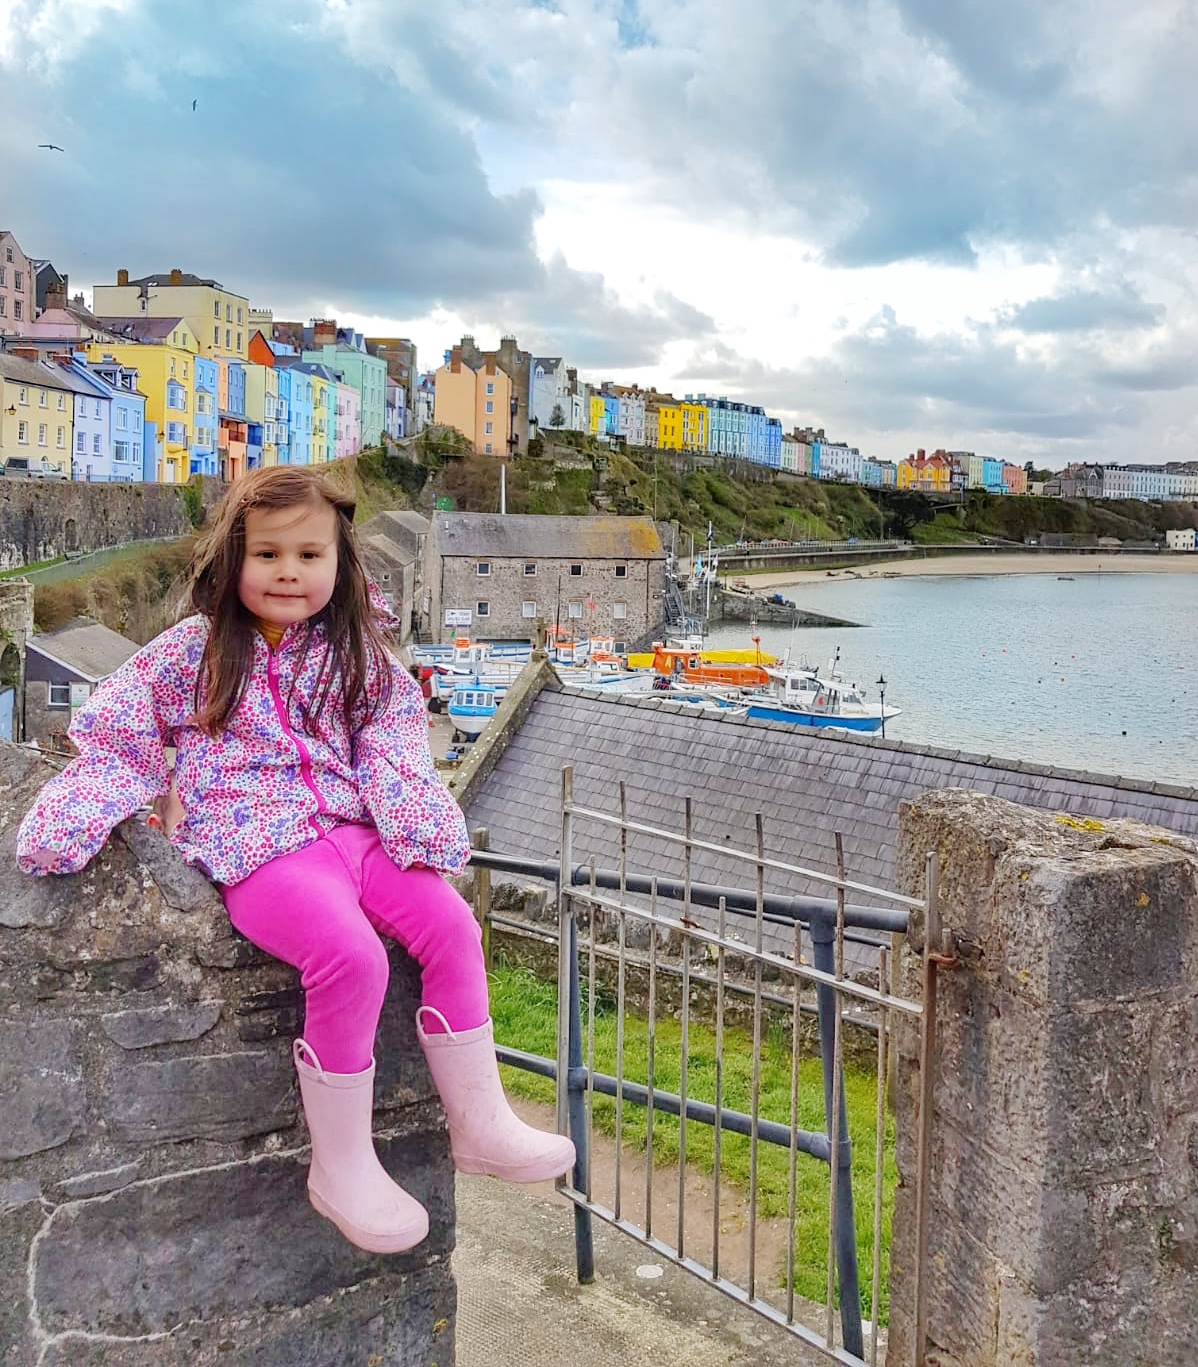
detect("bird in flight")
[192,99,197,111]
[38,143,64,152]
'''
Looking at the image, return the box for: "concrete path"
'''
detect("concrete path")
[454,1176,832,1367]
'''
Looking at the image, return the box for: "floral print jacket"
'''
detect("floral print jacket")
[17,615,470,884]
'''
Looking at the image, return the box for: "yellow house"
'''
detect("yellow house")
[679,400,707,453]
[85,342,195,484]
[434,351,513,455]
[244,362,280,469]
[896,451,951,493]
[655,398,683,451]
[589,394,605,437]
[0,353,75,474]
[92,268,251,361]
[308,370,332,464]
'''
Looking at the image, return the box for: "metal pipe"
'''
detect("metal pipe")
[469,848,910,934]
[811,917,864,1359]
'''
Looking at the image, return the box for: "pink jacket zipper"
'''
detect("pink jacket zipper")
[266,645,327,838]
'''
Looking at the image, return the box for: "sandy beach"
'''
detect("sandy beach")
[745,551,1198,589]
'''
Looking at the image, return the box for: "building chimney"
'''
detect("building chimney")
[169,268,183,286]
[312,318,337,347]
[46,280,67,310]
[9,346,41,362]
[117,268,129,287]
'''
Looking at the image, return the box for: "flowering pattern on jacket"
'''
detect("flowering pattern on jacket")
[17,615,469,884]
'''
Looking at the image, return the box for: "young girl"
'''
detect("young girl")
[17,466,574,1255]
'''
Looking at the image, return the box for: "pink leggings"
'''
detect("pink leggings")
[222,823,488,1073]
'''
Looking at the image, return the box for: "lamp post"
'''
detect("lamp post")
[877,674,888,739]
[501,396,519,515]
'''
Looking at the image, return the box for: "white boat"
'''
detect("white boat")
[446,678,501,741]
[737,663,900,734]
[412,636,533,669]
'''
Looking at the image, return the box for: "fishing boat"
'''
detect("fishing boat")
[446,677,501,742]
[411,635,533,668]
[649,635,775,690]
[737,665,900,734]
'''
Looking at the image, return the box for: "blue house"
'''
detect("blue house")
[191,355,219,476]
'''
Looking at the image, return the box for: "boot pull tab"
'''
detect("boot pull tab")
[293,1037,326,1075]
[415,1006,458,1041]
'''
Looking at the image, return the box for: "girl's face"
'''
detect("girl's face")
[238,500,340,628]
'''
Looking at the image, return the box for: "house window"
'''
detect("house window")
[17,387,27,405]
[484,422,493,435]
[0,297,5,316]
[484,443,492,453]
[225,329,231,349]
[237,307,243,324]
[485,382,494,395]
[39,390,48,407]
[214,326,220,344]
[214,302,221,317]
[476,601,490,617]
[236,333,242,351]
[13,300,22,320]
[485,401,494,414]
[94,399,102,418]
[476,561,490,576]
[93,434,101,454]
[116,409,127,430]
[614,564,628,578]
[521,601,537,618]
[76,432,84,452]
[57,393,65,410]
[56,426,64,447]
[38,423,47,445]
[612,602,628,620]
[523,562,536,576]
[569,564,582,577]
[17,421,27,443]
[115,440,130,462]
[567,602,583,619]
[48,682,71,707]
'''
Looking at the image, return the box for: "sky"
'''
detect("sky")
[3,0,1198,470]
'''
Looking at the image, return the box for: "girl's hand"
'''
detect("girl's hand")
[147,778,185,837]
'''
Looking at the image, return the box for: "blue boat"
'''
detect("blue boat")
[737,664,899,734]
[446,678,501,741]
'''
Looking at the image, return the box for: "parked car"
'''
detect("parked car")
[3,457,68,480]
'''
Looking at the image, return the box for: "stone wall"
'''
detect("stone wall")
[0,743,455,1365]
[888,789,1198,1367]
[0,478,218,570]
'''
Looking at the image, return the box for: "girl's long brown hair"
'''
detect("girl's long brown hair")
[187,466,393,737]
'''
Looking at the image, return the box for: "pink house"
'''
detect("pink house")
[0,231,35,337]
[335,378,361,459]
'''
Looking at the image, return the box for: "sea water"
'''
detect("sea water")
[703,572,1198,788]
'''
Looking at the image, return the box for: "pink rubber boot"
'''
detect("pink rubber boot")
[417,1009,576,1183]
[292,1039,429,1254]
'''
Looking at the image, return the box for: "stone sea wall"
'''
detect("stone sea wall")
[0,744,454,1366]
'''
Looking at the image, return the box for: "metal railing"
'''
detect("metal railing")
[469,769,943,1366]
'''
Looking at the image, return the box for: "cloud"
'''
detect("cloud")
[1003,286,1165,333]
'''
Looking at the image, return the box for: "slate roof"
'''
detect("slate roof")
[0,354,78,391]
[93,316,188,343]
[463,686,1198,967]
[28,618,140,682]
[434,513,665,561]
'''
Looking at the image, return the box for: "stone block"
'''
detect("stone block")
[102,1002,222,1050]
[33,1135,453,1339]
[103,1049,297,1145]
[0,1019,85,1160]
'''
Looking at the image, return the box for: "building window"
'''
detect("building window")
[13,300,22,320]
[57,393,65,410]
[612,602,628,620]
[485,401,494,414]
[523,562,536,576]
[94,399,102,418]
[17,387,27,405]
[38,423,47,445]
[237,307,243,324]
[569,564,582,577]
[0,297,5,316]
[476,561,490,576]
[116,409,127,430]
[476,601,490,617]
[17,421,27,444]
[236,333,242,351]
[38,390,48,408]
[567,602,583,619]
[76,432,84,452]
[214,326,220,344]
[56,427,64,447]
[486,382,494,395]
[484,443,492,453]
[484,422,493,435]
[93,434,101,454]
[225,329,231,349]
[614,564,627,578]
[214,301,221,318]
[115,440,130,462]
[522,601,537,618]
[48,682,71,708]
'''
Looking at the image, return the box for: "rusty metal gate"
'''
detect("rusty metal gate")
[472,768,942,1367]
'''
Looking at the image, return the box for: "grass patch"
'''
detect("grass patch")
[489,964,895,1320]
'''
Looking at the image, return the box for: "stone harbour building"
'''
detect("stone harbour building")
[421,513,667,647]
